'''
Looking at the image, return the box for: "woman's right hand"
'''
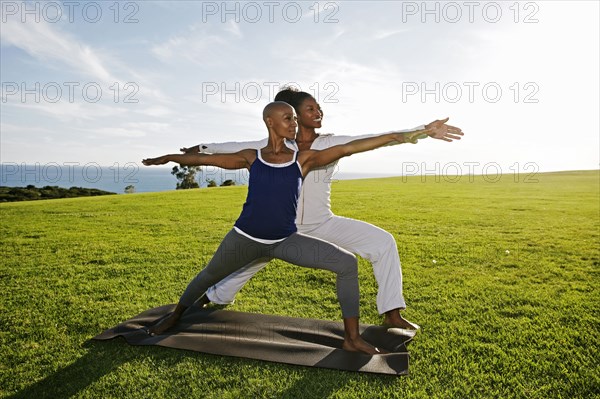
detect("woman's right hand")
[142,155,170,166]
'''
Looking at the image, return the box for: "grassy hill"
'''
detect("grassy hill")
[1,171,598,398]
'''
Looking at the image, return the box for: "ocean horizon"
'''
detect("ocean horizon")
[0,163,400,194]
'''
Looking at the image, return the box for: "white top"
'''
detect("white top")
[199,126,425,226]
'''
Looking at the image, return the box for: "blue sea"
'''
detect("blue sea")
[1,163,397,193]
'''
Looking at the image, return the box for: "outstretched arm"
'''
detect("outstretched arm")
[299,118,463,174]
[142,149,255,170]
[322,117,461,146]
[299,133,412,175]
[181,138,297,154]
[323,125,427,147]
[180,139,267,154]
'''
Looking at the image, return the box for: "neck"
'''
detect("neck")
[296,126,318,142]
[266,134,289,154]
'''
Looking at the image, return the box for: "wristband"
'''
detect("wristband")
[403,131,429,144]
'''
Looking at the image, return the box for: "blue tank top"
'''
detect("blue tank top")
[234,150,303,240]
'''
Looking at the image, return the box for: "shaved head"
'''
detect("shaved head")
[263,101,294,121]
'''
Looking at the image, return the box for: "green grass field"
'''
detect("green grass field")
[1,170,598,398]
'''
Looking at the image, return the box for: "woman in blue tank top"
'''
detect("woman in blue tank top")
[233,148,302,241]
[143,102,462,354]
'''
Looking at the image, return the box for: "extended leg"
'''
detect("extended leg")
[149,230,269,335]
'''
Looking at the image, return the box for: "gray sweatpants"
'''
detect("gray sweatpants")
[180,229,360,318]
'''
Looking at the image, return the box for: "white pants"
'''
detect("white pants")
[205,215,406,314]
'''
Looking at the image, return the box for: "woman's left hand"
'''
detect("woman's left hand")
[425,118,464,142]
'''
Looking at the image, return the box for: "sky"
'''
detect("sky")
[1,0,599,181]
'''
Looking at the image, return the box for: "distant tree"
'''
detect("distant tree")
[220,179,235,187]
[206,179,217,188]
[0,186,115,202]
[171,166,200,189]
[124,185,136,194]
[40,186,59,198]
[8,187,40,200]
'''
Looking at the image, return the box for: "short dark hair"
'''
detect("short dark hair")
[274,86,314,114]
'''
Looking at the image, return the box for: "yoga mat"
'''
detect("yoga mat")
[93,305,414,375]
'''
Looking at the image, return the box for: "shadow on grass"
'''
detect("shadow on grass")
[278,362,400,399]
[8,339,138,399]
[8,338,401,399]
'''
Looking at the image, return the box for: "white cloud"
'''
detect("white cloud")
[6,101,128,123]
[1,18,116,85]
[224,19,243,38]
[84,127,147,138]
[1,14,171,107]
[372,29,411,40]
[0,1,597,171]
[151,23,242,67]
[133,106,174,118]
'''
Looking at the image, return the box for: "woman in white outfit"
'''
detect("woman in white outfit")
[182,87,462,330]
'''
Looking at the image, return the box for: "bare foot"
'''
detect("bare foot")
[147,312,180,336]
[383,314,420,331]
[342,336,389,355]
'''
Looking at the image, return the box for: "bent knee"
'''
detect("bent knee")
[365,230,398,260]
[380,230,397,247]
[364,227,397,248]
[337,252,358,278]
